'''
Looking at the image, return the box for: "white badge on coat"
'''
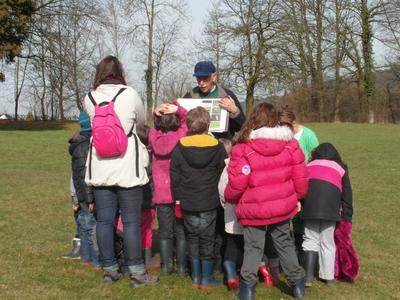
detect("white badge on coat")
[241,165,251,176]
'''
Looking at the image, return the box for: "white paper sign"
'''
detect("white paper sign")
[177,98,229,132]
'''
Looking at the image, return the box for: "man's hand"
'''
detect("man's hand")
[219,96,239,115]
[89,203,95,213]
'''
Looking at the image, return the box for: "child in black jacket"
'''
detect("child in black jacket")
[170,106,227,289]
[68,111,100,269]
[302,143,353,286]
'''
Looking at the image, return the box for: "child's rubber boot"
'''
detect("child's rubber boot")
[176,239,187,275]
[62,238,80,260]
[200,259,221,289]
[191,259,202,288]
[304,251,318,287]
[237,279,255,300]
[223,260,239,290]
[258,264,275,287]
[159,239,173,274]
[270,268,280,286]
[293,279,306,299]
[144,248,160,270]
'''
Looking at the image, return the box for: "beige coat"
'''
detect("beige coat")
[84,84,149,188]
[218,159,243,235]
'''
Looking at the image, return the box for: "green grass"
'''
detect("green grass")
[0,122,399,299]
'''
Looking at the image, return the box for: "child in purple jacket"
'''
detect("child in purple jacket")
[148,101,188,275]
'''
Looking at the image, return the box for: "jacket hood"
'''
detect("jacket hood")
[151,131,180,158]
[179,134,221,168]
[68,132,91,155]
[247,126,293,156]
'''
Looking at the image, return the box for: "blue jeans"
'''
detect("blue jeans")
[94,186,145,275]
[77,202,100,267]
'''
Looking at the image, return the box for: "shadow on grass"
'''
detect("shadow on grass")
[0,120,73,131]
[274,280,295,298]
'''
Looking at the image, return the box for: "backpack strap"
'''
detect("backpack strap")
[127,123,135,137]
[111,88,127,102]
[88,140,93,180]
[132,133,140,178]
[87,92,97,106]
[87,88,126,106]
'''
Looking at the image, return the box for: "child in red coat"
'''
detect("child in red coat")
[225,103,308,300]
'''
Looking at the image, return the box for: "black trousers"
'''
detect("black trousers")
[156,204,185,241]
[224,233,244,266]
[183,209,217,260]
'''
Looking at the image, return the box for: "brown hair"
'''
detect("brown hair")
[278,108,296,131]
[154,114,181,133]
[234,102,278,144]
[219,138,232,155]
[186,106,210,134]
[136,123,150,146]
[93,55,127,89]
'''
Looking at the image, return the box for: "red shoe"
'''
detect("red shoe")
[259,265,276,287]
[227,275,239,290]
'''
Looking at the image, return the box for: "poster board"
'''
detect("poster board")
[177,98,229,132]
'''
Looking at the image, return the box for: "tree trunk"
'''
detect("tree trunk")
[315,0,325,121]
[245,89,254,115]
[386,83,396,124]
[14,58,20,120]
[333,0,342,122]
[145,0,155,121]
[361,0,375,123]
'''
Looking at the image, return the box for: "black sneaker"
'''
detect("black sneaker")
[130,273,160,288]
[103,271,123,284]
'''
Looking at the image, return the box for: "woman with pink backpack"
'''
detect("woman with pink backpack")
[83,55,159,288]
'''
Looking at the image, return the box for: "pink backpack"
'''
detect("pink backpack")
[88,88,132,158]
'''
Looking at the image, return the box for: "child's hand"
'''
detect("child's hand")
[154,103,178,116]
[160,104,178,115]
[297,201,302,212]
[89,203,95,213]
[154,103,169,116]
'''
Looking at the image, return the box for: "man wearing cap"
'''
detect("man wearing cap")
[183,61,245,139]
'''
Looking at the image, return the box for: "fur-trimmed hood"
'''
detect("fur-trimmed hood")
[250,126,293,141]
[247,126,294,157]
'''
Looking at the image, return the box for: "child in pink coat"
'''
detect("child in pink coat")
[224,103,308,300]
[148,101,188,275]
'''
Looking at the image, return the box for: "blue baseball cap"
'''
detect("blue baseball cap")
[193,61,216,77]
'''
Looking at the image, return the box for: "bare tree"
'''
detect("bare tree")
[14,55,30,120]
[203,0,282,113]
[123,0,188,119]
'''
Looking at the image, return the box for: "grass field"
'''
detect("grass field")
[0,121,399,299]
